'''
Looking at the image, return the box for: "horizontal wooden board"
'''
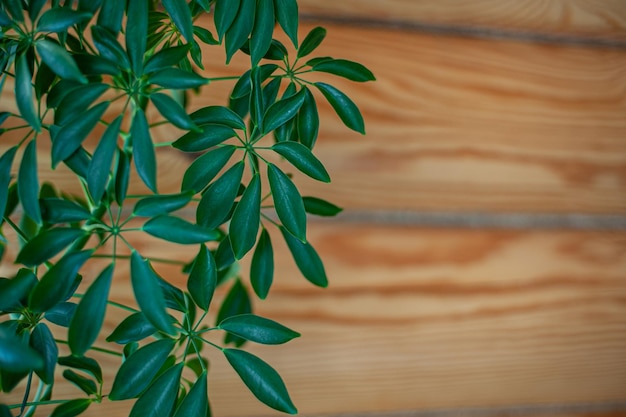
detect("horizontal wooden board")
[299,0,626,42]
[2,223,625,416]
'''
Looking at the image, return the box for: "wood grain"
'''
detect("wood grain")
[299,0,626,42]
[2,224,625,416]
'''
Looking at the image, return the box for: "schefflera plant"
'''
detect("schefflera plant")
[0,0,374,416]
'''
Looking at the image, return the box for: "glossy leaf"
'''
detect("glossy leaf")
[225,0,255,63]
[149,68,208,89]
[182,145,236,193]
[40,198,92,223]
[29,323,58,384]
[45,302,78,327]
[143,215,220,244]
[63,369,97,395]
[219,314,299,345]
[230,174,261,259]
[37,8,92,33]
[303,196,343,217]
[150,92,197,131]
[216,279,251,346]
[0,147,17,218]
[58,355,102,383]
[18,140,41,224]
[133,191,193,217]
[250,229,273,299]
[36,40,87,83]
[16,228,86,266]
[107,312,157,344]
[68,264,113,356]
[315,82,365,134]
[0,269,36,311]
[97,0,125,33]
[214,0,240,40]
[274,0,298,47]
[15,54,41,132]
[172,372,208,417]
[298,27,326,58]
[50,399,91,417]
[250,0,274,66]
[115,149,131,205]
[312,58,375,82]
[91,25,130,69]
[249,66,265,130]
[129,362,183,417]
[126,0,148,74]
[173,124,237,152]
[297,87,319,149]
[51,101,109,167]
[196,161,244,229]
[163,0,194,41]
[131,108,157,192]
[267,164,306,241]
[281,227,328,287]
[144,44,191,74]
[130,251,177,336]
[187,244,217,311]
[87,115,121,204]
[190,106,246,130]
[109,338,176,400]
[29,250,92,313]
[54,82,108,125]
[262,88,306,134]
[224,349,297,414]
[0,326,43,373]
[272,141,330,182]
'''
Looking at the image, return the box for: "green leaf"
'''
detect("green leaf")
[40,198,92,223]
[63,369,97,396]
[54,82,108,126]
[219,314,299,345]
[187,244,217,311]
[51,101,109,167]
[130,251,178,336]
[3,0,24,22]
[91,25,130,69]
[229,174,261,259]
[50,399,91,417]
[303,196,343,217]
[97,0,125,33]
[216,279,251,346]
[16,228,86,266]
[131,108,157,192]
[149,68,208,89]
[225,0,255,63]
[273,0,298,47]
[190,106,246,130]
[0,147,17,218]
[0,269,36,311]
[250,0,274,66]
[224,349,297,414]
[37,8,92,33]
[312,58,375,82]
[298,27,326,58]
[29,323,58,384]
[45,302,77,327]
[0,326,43,373]
[150,93,197,131]
[133,192,193,217]
[297,87,319,149]
[194,25,218,46]
[172,372,208,417]
[162,0,194,41]
[281,227,328,287]
[272,142,330,182]
[18,140,41,224]
[115,150,131,204]
[315,82,365,134]
[58,355,102,383]
[143,215,220,244]
[182,145,236,193]
[68,264,113,356]
[267,164,306,241]
[196,161,244,229]
[15,54,41,132]
[249,66,264,130]
[144,44,191,74]
[262,88,306,134]
[106,312,157,344]
[129,362,183,417]
[109,338,176,400]
[126,0,148,74]
[36,40,87,83]
[29,250,92,313]
[250,229,273,299]
[87,115,121,204]
[75,53,121,76]
[214,0,240,40]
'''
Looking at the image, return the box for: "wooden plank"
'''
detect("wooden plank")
[298,0,626,42]
[2,223,625,416]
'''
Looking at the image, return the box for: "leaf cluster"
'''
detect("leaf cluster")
[0,1,373,416]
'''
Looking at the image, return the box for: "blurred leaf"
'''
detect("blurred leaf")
[172,372,208,417]
[144,44,191,74]
[0,326,43,373]
[229,174,261,259]
[0,269,36,311]
[189,106,246,130]
[49,399,91,417]
[163,0,194,41]
[126,0,147,74]
[16,228,86,266]
[54,83,108,126]
[40,198,92,223]
[216,279,251,347]
[131,108,157,192]
[36,40,87,83]
[63,369,97,395]
[87,115,121,204]
[58,355,102,383]
[91,25,130,69]
[15,54,41,132]
[219,314,299,345]
[149,68,208,89]
[187,244,217,311]
[214,0,240,40]
[0,147,17,218]
[29,323,58,384]
[45,302,77,327]
[37,9,92,33]
[97,0,125,33]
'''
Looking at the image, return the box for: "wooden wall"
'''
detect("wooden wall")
[2,1,626,416]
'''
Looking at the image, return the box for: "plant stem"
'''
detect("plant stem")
[54,339,123,357]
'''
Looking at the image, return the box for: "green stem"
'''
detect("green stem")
[55,339,123,357]
[8,399,76,410]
